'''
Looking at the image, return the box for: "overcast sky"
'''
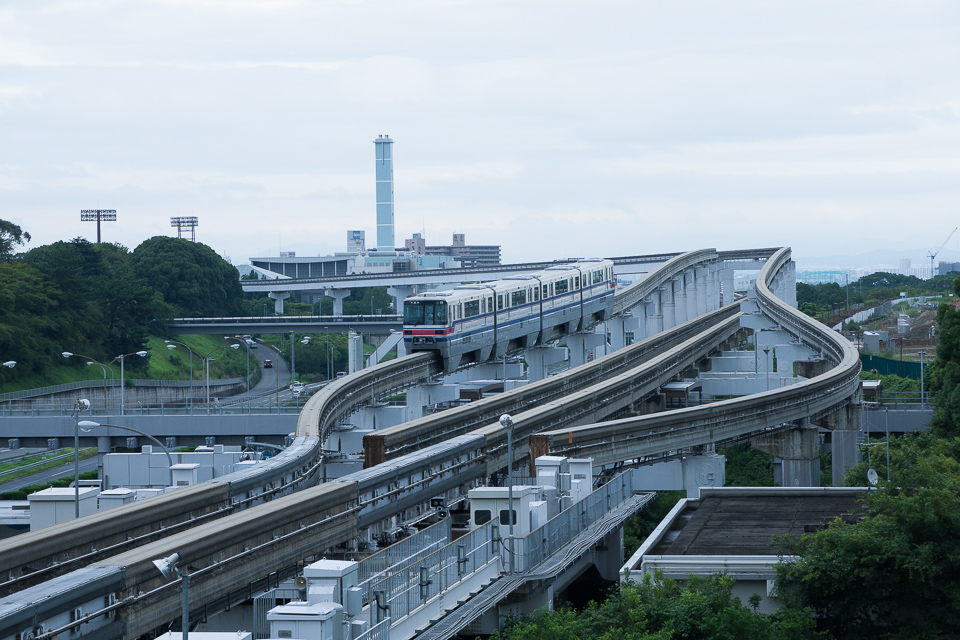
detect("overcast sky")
[2,1,959,267]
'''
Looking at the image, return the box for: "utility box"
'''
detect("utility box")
[267,601,342,640]
[568,458,594,486]
[535,456,569,490]
[304,559,359,606]
[28,487,99,530]
[171,463,200,487]
[529,500,549,531]
[98,488,135,511]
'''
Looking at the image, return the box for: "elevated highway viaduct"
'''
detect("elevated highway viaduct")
[0,247,864,640]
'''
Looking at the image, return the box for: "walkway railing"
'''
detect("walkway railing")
[366,518,501,627]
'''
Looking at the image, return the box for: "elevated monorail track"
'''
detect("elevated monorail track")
[529,247,861,466]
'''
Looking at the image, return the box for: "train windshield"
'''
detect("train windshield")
[404,300,448,326]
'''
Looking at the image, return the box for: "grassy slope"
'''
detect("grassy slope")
[1,334,254,393]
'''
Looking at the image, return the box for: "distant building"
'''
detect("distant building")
[405,232,501,268]
[899,257,911,275]
[939,261,960,276]
[347,230,365,253]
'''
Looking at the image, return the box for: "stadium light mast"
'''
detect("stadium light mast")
[80,209,117,243]
[171,216,199,242]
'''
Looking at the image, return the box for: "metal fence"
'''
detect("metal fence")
[355,617,391,640]
[358,520,452,593]
[0,398,304,418]
[367,517,501,627]
[252,587,301,639]
[513,471,633,573]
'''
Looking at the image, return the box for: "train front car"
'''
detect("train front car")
[403,287,495,372]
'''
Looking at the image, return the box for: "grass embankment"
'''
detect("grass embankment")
[0,448,97,484]
[0,335,258,393]
[1,470,99,501]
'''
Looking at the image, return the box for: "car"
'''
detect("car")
[246,339,258,349]
[263,360,273,368]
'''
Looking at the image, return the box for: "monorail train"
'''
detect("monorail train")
[403,259,616,371]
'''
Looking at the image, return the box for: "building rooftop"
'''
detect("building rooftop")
[652,488,866,556]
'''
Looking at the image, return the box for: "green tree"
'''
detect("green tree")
[718,444,775,486]
[928,277,960,437]
[130,237,243,317]
[491,573,817,640]
[0,262,60,380]
[776,434,960,639]
[0,219,30,261]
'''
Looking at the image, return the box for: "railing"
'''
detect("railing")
[170,314,402,325]
[0,376,245,403]
[355,617,391,640]
[513,472,633,573]
[0,399,304,418]
[367,517,501,626]
[358,519,453,594]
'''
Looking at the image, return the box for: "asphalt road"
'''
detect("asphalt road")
[0,456,98,493]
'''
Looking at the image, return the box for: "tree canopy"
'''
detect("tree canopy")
[131,236,243,317]
[0,219,30,262]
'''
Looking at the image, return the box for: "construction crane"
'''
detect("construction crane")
[929,227,959,277]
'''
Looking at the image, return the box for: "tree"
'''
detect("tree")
[130,237,243,317]
[0,219,30,261]
[928,277,960,437]
[776,434,960,639]
[491,572,817,640]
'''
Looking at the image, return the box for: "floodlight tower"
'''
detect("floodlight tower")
[374,135,395,252]
[80,209,117,243]
[171,216,199,242]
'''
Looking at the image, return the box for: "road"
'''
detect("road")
[0,456,98,493]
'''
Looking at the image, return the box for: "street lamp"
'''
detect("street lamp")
[203,344,240,407]
[78,420,174,487]
[71,398,91,518]
[63,352,111,405]
[2,361,15,368]
[153,552,190,640]
[762,347,771,391]
[499,413,515,574]
[224,337,251,394]
[166,340,197,403]
[113,351,148,415]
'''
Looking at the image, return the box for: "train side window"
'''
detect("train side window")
[575,276,580,289]
[475,510,492,525]
[555,280,568,295]
[498,295,504,310]
[464,300,480,318]
[542,284,548,298]
[533,287,539,301]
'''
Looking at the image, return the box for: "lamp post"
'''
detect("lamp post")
[499,413,515,574]
[762,347,771,391]
[2,361,15,368]
[153,552,190,640]
[918,351,927,404]
[78,420,174,487]
[204,344,241,408]
[63,352,112,406]
[71,398,91,518]
[166,340,197,403]
[113,351,148,415]
[223,337,251,394]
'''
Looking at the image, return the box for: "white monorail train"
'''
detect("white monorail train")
[403,259,616,371]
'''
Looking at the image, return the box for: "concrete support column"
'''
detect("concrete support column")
[607,314,641,352]
[660,285,676,330]
[785,260,798,307]
[752,422,820,487]
[644,292,662,337]
[684,270,698,320]
[525,346,568,382]
[324,288,352,316]
[347,331,364,374]
[98,435,112,486]
[720,267,735,307]
[268,291,290,315]
[831,430,860,486]
[566,332,607,368]
[673,277,688,326]
[695,268,708,316]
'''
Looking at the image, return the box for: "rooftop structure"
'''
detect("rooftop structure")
[375,135,395,252]
[405,232,501,268]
